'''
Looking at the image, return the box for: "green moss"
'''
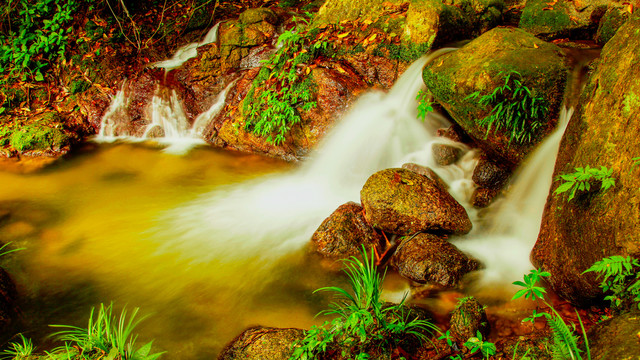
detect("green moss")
[70,79,91,94]
[622,93,639,116]
[1,113,70,152]
[519,2,572,33]
[375,42,431,62]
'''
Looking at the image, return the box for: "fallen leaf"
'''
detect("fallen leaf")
[337,32,350,38]
[368,34,377,42]
[534,43,539,48]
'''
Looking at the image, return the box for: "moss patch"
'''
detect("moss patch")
[0,113,70,153]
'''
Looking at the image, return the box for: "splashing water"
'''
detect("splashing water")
[453,107,574,285]
[154,49,479,269]
[153,22,221,71]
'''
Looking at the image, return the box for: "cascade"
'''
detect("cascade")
[154,49,479,267]
[153,22,221,71]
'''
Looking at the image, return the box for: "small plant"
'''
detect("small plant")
[513,269,591,360]
[416,89,433,122]
[554,166,615,201]
[0,333,35,360]
[50,303,163,360]
[632,156,640,171]
[466,71,548,144]
[583,255,640,310]
[463,331,496,359]
[290,247,440,359]
[0,242,24,258]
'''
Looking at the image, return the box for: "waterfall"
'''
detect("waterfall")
[154,49,479,265]
[153,22,221,71]
[453,107,574,285]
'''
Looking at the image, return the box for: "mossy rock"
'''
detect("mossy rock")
[595,5,631,44]
[313,0,407,26]
[519,0,610,40]
[532,12,640,306]
[587,311,640,359]
[0,112,71,154]
[422,27,570,169]
[450,296,489,341]
[219,326,304,360]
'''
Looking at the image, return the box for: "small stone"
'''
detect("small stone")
[218,326,304,360]
[472,156,510,190]
[432,143,462,166]
[450,296,489,341]
[471,187,500,208]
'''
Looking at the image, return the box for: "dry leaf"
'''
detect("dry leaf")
[337,32,350,38]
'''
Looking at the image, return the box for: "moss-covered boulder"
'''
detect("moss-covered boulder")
[587,311,640,360]
[532,13,640,306]
[361,168,472,235]
[313,0,407,26]
[450,296,489,341]
[519,0,610,40]
[218,326,304,360]
[595,4,632,44]
[392,233,480,287]
[423,27,570,169]
[311,202,384,260]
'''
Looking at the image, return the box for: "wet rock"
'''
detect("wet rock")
[392,233,480,287]
[519,0,610,41]
[532,13,640,306]
[0,209,9,224]
[423,27,570,169]
[361,168,471,235]
[587,311,640,360]
[432,143,462,166]
[472,155,510,190]
[401,163,448,191]
[471,187,500,208]
[450,296,489,341]
[218,326,304,360]
[437,124,472,144]
[313,0,400,26]
[343,52,405,89]
[0,267,18,331]
[595,4,631,45]
[311,202,383,260]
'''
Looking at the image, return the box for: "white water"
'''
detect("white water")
[453,107,574,285]
[153,22,221,71]
[155,49,479,265]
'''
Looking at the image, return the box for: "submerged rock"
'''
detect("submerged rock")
[218,326,304,360]
[450,296,490,341]
[423,27,570,169]
[392,233,480,287]
[361,168,471,235]
[532,13,640,306]
[311,202,383,260]
[519,0,610,40]
[587,311,640,359]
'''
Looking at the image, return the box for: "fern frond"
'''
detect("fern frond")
[547,312,581,360]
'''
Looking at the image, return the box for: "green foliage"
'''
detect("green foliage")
[632,156,640,171]
[290,247,440,359]
[416,89,433,122]
[0,242,24,258]
[583,255,640,310]
[50,303,163,360]
[463,331,496,359]
[438,329,454,348]
[242,19,333,145]
[512,270,591,360]
[0,0,78,81]
[511,341,532,360]
[554,166,615,202]
[0,334,35,360]
[374,42,431,62]
[466,71,549,144]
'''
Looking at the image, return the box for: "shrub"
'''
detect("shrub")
[466,71,549,144]
[553,165,615,202]
[583,255,640,310]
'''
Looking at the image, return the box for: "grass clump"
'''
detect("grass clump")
[466,71,549,144]
[553,166,615,202]
[290,247,439,360]
[0,334,34,360]
[583,255,640,311]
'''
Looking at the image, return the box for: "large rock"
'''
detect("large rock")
[532,13,640,306]
[311,202,384,260]
[218,326,304,360]
[587,311,640,360]
[519,0,611,40]
[423,27,570,169]
[392,233,480,287]
[595,4,632,45]
[361,168,471,235]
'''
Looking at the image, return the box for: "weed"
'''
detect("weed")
[554,166,615,202]
[466,71,549,144]
[632,156,640,171]
[463,331,496,359]
[513,269,591,360]
[583,255,640,310]
[290,247,439,359]
[0,242,25,258]
[416,89,433,122]
[0,333,34,360]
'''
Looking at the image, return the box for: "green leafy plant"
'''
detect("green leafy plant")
[290,247,440,359]
[513,269,591,360]
[463,331,496,359]
[554,166,615,201]
[50,303,163,360]
[583,255,640,310]
[416,89,433,122]
[0,333,35,360]
[466,71,548,144]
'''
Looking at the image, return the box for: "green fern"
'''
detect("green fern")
[583,255,640,309]
[547,311,582,360]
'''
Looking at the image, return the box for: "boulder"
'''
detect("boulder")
[432,143,462,166]
[519,0,611,40]
[595,4,632,44]
[361,168,471,235]
[401,163,449,191]
[423,27,570,169]
[311,202,384,260]
[392,233,480,287]
[313,0,405,26]
[218,326,304,360]
[587,311,640,360]
[450,296,490,341]
[532,13,640,306]
[472,155,510,190]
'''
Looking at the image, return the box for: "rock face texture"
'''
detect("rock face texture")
[361,168,472,236]
[519,0,611,40]
[311,202,383,260]
[587,311,640,360]
[218,326,304,360]
[423,27,570,169]
[449,296,490,341]
[392,233,480,287]
[532,13,640,306]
